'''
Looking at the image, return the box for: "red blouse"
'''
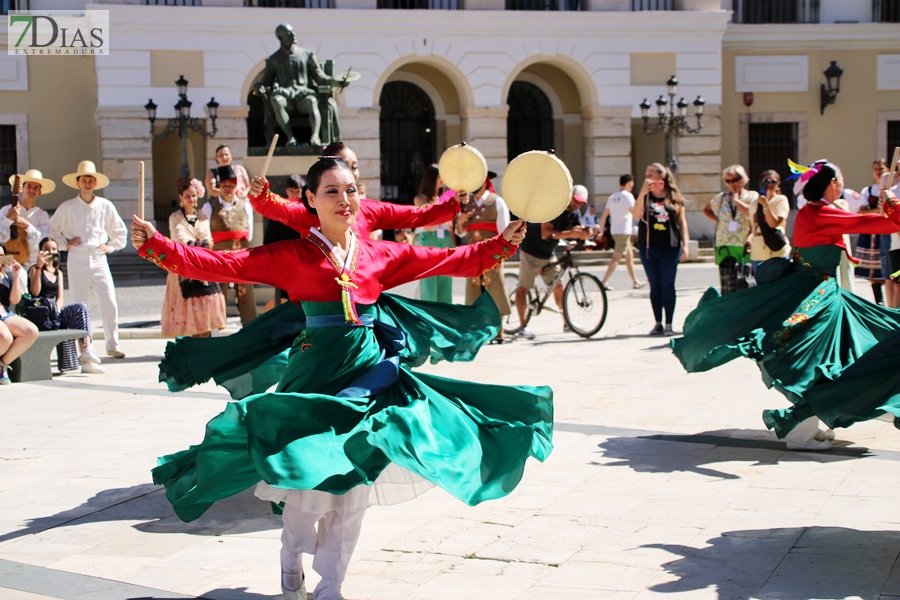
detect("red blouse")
[138,231,516,305]
[792,201,900,248]
[249,184,460,238]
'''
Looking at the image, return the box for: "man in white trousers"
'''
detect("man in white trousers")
[51,161,128,358]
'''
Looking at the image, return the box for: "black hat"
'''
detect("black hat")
[216,165,237,182]
[487,170,497,180]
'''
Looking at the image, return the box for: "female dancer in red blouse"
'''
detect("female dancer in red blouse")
[131,157,551,600]
[673,160,900,450]
[158,143,466,398]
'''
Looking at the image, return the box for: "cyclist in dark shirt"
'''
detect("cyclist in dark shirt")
[516,196,591,339]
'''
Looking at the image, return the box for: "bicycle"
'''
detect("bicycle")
[503,241,608,338]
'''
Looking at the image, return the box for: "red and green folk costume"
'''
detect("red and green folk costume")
[672,200,900,438]
[249,183,460,238]
[140,230,552,520]
[157,184,464,398]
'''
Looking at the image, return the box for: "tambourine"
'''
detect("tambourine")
[438,142,488,193]
[502,151,574,223]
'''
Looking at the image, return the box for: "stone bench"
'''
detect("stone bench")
[9,329,89,383]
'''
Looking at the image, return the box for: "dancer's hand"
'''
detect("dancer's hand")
[131,215,157,250]
[249,176,268,197]
[502,219,527,245]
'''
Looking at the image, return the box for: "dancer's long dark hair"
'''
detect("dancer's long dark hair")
[801,161,838,202]
[417,164,441,199]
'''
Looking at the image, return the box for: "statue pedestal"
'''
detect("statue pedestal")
[245,147,320,182]
[244,147,320,248]
[244,155,319,180]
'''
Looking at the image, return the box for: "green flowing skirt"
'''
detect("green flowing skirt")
[671,246,900,437]
[153,301,553,522]
[159,292,500,399]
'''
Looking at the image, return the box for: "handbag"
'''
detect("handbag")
[20,295,60,331]
[756,204,788,252]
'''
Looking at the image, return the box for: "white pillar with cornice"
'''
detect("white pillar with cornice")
[582,105,632,208]
[96,106,154,254]
[460,105,509,188]
[340,106,382,199]
[674,104,721,240]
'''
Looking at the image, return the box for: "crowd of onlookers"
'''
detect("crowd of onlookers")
[4,148,899,383]
[1,161,125,383]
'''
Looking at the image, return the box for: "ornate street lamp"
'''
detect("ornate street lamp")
[638,75,705,172]
[145,75,218,178]
[820,60,843,115]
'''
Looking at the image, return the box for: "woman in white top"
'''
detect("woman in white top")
[748,170,792,270]
[413,164,454,303]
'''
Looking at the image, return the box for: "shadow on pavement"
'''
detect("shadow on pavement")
[0,485,280,545]
[644,526,900,599]
[103,354,165,364]
[595,429,863,480]
[197,588,281,599]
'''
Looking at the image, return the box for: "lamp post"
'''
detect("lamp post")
[145,75,219,179]
[820,60,843,115]
[638,75,705,172]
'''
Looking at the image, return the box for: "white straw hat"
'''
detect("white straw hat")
[62,160,110,190]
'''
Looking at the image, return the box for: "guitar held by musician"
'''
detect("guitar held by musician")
[3,169,56,267]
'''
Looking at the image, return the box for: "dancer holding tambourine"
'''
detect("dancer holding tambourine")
[132,155,551,600]
[672,159,900,451]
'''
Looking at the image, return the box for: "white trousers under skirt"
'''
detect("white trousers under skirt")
[281,500,367,585]
[66,252,119,352]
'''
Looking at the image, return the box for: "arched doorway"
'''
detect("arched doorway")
[379,81,436,206]
[507,80,554,160]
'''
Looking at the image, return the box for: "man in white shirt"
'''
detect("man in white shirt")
[600,174,644,290]
[50,161,128,358]
[1,169,54,267]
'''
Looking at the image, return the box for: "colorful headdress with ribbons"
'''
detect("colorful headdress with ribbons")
[787,159,827,197]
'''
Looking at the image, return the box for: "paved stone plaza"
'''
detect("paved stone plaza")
[3,266,900,600]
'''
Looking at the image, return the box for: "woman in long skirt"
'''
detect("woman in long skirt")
[413,164,455,303]
[131,157,552,600]
[673,160,900,450]
[160,178,227,337]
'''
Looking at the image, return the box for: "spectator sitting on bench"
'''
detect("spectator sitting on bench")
[0,244,38,384]
[26,238,103,374]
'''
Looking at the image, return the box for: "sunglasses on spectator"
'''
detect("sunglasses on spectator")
[724,177,743,184]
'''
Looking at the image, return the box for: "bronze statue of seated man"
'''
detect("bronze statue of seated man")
[253,23,358,148]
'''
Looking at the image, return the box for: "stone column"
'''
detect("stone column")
[340,106,382,199]
[673,103,721,240]
[206,105,249,175]
[582,105,632,207]
[96,106,154,253]
[460,105,509,184]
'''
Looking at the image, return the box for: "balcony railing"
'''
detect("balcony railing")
[246,0,332,6]
[733,0,820,23]
[506,0,581,10]
[378,0,458,7]
[874,0,900,22]
[631,0,672,9]
[143,0,201,4]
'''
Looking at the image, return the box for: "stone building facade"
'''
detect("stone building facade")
[2,0,898,244]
